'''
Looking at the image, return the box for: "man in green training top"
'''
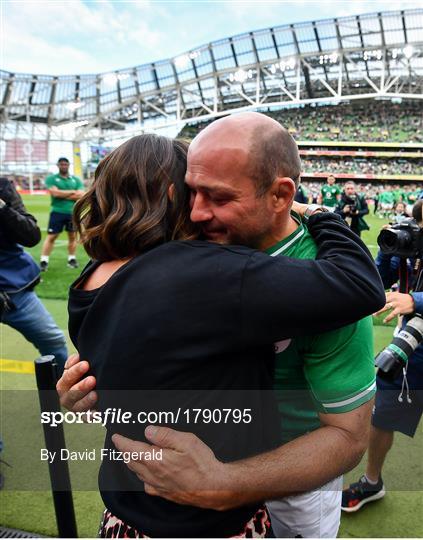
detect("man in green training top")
[58,113,376,538]
[405,184,419,215]
[320,174,341,209]
[378,185,395,219]
[40,157,84,271]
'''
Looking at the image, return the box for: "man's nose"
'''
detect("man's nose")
[190,193,213,222]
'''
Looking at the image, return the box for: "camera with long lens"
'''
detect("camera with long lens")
[377,217,423,259]
[375,217,423,381]
[375,315,423,381]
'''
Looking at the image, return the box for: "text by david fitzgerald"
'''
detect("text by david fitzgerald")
[40,448,163,464]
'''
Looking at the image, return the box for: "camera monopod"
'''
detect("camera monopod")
[35,355,78,538]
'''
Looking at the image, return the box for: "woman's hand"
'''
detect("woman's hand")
[56,353,98,412]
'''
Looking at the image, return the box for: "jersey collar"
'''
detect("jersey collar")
[265,211,305,257]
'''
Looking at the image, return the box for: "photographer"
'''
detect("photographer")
[342,200,423,512]
[0,177,68,372]
[336,181,369,237]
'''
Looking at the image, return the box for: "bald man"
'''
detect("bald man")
[59,113,377,538]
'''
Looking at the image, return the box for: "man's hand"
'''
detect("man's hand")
[375,291,415,323]
[68,190,85,201]
[56,353,97,412]
[112,426,234,510]
[114,401,373,511]
[48,187,77,200]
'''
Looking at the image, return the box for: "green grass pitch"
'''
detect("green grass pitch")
[0,195,422,537]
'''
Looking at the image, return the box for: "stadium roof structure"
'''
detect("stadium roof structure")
[1,8,423,143]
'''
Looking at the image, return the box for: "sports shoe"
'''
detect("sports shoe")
[40,260,48,272]
[67,258,79,269]
[341,475,385,512]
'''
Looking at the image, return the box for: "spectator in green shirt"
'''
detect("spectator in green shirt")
[40,157,84,271]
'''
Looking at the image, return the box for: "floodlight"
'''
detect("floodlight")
[403,45,414,59]
[65,101,85,111]
[329,51,339,63]
[174,51,200,69]
[102,73,118,85]
[287,57,296,69]
[174,54,190,68]
[232,69,248,83]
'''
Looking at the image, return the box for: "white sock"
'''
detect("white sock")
[364,474,379,485]
[68,255,76,261]
[40,255,49,263]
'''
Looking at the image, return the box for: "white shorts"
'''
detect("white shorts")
[266,476,343,538]
[380,203,393,211]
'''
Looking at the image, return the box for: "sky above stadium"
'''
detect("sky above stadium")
[2,0,422,75]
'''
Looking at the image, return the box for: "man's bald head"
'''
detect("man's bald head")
[189,112,301,195]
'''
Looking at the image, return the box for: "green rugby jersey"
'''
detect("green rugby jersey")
[321,184,341,207]
[45,173,84,214]
[393,189,403,203]
[379,191,394,204]
[266,215,376,444]
[406,191,418,205]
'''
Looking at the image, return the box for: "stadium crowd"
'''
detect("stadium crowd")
[301,157,422,176]
[179,100,423,143]
[269,101,423,142]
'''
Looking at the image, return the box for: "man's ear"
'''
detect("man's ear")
[271,177,296,212]
[168,183,175,201]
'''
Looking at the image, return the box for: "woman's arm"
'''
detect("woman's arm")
[242,212,385,341]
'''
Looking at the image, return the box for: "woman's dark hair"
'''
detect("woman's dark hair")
[73,134,197,261]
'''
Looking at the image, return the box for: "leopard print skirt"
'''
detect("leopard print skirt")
[99,506,271,538]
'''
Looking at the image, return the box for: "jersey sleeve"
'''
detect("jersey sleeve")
[75,177,84,190]
[301,317,376,414]
[45,175,55,189]
[240,212,384,344]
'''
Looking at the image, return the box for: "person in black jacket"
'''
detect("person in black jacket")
[336,181,369,237]
[0,177,68,371]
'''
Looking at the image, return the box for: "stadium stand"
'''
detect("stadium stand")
[178,101,423,143]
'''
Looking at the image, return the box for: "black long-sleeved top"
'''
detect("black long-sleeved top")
[68,213,385,538]
[0,178,41,248]
[0,178,41,292]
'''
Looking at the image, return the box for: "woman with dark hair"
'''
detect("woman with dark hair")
[68,133,382,538]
